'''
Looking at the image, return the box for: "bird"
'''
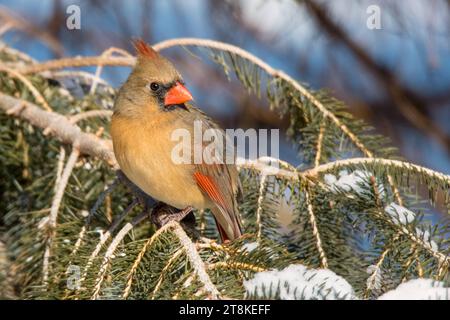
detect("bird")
[110,39,243,242]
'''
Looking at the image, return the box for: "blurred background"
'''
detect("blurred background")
[1,0,449,175]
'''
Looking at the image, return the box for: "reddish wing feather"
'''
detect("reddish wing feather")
[193,171,233,242]
[193,172,228,211]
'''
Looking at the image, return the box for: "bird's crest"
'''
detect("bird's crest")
[132,39,158,59]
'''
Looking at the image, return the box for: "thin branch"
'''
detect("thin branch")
[0,22,13,36]
[90,47,133,95]
[237,158,299,181]
[255,174,268,241]
[69,110,113,124]
[68,225,86,262]
[171,222,220,299]
[207,261,266,273]
[54,147,65,192]
[305,157,450,185]
[18,56,134,74]
[314,124,325,168]
[305,188,328,268]
[42,143,80,283]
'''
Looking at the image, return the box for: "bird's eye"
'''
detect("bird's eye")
[149,82,160,92]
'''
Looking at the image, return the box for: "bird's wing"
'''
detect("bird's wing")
[182,105,243,241]
[193,164,242,241]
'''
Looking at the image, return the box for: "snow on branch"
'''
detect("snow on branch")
[378,279,450,300]
[244,264,356,300]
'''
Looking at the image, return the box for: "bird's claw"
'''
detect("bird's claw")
[151,204,193,228]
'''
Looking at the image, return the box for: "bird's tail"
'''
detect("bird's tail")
[211,206,242,242]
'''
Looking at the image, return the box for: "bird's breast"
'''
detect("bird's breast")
[110,115,210,210]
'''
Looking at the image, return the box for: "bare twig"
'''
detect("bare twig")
[305,188,328,268]
[69,110,113,124]
[18,56,134,74]
[90,47,133,94]
[171,222,220,299]
[255,174,268,241]
[54,147,65,192]
[42,143,80,283]
[314,124,325,168]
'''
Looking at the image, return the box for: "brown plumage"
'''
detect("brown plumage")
[111,39,242,241]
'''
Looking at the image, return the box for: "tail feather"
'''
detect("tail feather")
[211,206,242,242]
[215,219,230,243]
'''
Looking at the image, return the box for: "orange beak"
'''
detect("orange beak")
[164,82,193,106]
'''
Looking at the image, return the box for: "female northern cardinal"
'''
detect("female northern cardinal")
[111,39,242,241]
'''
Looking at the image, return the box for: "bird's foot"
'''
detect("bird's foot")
[151,204,193,228]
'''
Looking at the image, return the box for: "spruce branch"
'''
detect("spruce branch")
[91,209,152,299]
[2,37,450,300]
[79,199,138,288]
[0,93,116,166]
[149,250,184,300]
[305,158,450,185]
[364,233,401,298]
[0,65,52,111]
[1,93,447,268]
